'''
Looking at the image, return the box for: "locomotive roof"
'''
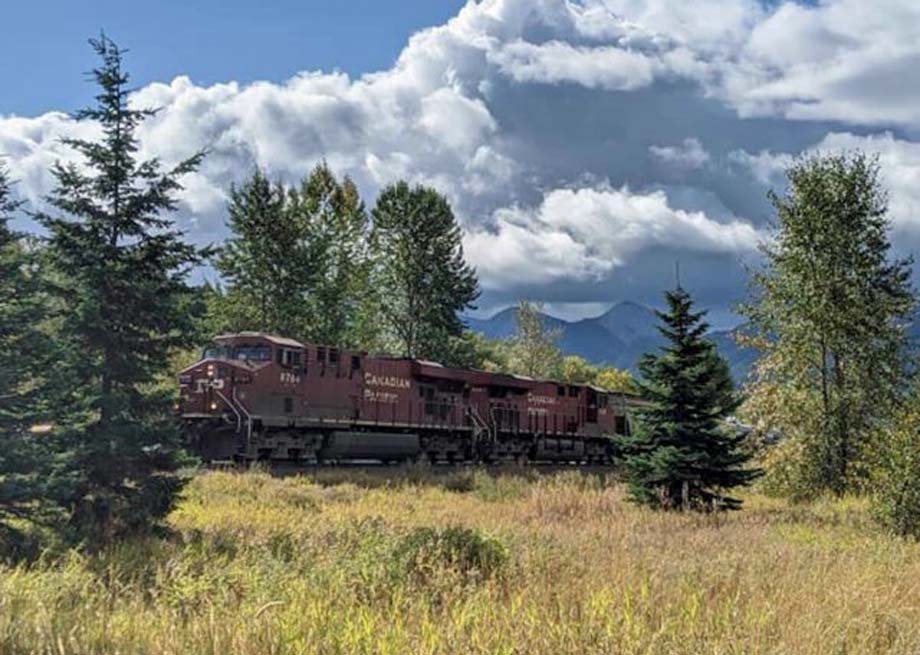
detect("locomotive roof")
[213,332,306,348]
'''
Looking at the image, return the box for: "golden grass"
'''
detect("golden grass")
[1,467,919,654]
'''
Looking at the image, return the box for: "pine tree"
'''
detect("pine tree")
[0,165,65,555]
[741,152,915,497]
[35,35,206,542]
[619,287,760,511]
[372,182,479,360]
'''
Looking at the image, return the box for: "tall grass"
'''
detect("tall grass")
[1,466,918,654]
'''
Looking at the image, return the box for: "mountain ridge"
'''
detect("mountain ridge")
[464,302,757,381]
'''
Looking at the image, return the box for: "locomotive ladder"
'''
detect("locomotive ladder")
[467,405,492,449]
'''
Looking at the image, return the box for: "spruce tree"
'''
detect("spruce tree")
[619,287,760,511]
[0,165,64,554]
[372,182,479,361]
[36,35,206,542]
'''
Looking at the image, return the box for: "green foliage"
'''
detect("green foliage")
[34,35,206,544]
[389,526,508,585]
[371,182,479,360]
[619,287,760,511]
[214,163,377,348]
[741,152,915,498]
[505,300,562,379]
[0,164,70,557]
[215,170,294,335]
[872,394,920,539]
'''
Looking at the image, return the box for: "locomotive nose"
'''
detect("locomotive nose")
[178,361,231,416]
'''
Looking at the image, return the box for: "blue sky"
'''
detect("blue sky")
[4,0,920,323]
[2,0,464,116]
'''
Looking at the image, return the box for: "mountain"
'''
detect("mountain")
[464,302,758,381]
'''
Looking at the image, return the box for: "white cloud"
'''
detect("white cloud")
[466,186,761,290]
[5,0,920,313]
[650,138,710,169]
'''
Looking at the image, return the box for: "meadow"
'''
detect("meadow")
[2,466,919,655]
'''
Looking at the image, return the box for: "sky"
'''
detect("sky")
[4,0,920,326]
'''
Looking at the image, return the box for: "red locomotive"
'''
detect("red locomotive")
[177,332,639,464]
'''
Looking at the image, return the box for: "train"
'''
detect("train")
[177,332,645,464]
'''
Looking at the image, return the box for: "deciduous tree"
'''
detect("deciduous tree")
[372,182,479,360]
[741,152,915,497]
[506,300,562,379]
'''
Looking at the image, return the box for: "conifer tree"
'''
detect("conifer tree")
[0,165,64,554]
[372,182,479,361]
[36,35,206,542]
[619,287,760,511]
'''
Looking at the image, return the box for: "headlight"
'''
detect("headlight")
[210,402,218,410]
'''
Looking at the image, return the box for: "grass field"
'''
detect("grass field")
[2,466,919,654]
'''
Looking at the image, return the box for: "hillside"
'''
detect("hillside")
[466,302,757,382]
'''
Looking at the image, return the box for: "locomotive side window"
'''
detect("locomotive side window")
[351,355,360,370]
[317,346,326,376]
[568,386,579,397]
[283,397,293,414]
[598,394,608,409]
[557,386,565,396]
[233,345,271,361]
[278,349,303,369]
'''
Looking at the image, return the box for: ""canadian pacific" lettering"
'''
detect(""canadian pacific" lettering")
[364,372,411,389]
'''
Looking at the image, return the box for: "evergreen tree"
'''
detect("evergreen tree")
[619,287,760,511]
[0,165,64,555]
[372,182,479,360]
[741,152,914,497]
[35,35,206,542]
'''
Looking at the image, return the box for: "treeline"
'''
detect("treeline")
[4,35,920,557]
[198,166,636,391]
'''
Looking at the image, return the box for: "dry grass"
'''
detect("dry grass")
[1,466,919,654]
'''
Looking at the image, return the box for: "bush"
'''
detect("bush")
[390,526,508,585]
[873,403,920,539]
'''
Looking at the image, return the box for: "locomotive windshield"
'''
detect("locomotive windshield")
[231,344,272,361]
[201,344,272,361]
[202,345,229,360]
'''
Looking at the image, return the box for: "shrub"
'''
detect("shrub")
[390,526,508,585]
[873,402,920,539]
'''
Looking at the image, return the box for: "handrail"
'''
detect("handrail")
[231,387,253,441]
[215,388,241,432]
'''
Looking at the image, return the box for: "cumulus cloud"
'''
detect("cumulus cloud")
[465,186,761,290]
[650,138,710,169]
[4,0,920,316]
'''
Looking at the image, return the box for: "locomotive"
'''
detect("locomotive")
[177,332,641,464]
